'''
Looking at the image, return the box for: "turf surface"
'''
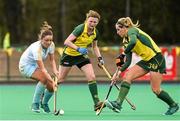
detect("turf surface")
[0,83,180,120]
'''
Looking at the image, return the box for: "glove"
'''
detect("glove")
[116,54,125,67]
[98,57,104,65]
[77,47,88,54]
[97,57,104,68]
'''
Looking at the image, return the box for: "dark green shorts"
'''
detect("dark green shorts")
[60,53,91,68]
[136,53,166,74]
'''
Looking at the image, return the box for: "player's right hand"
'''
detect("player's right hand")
[97,57,104,68]
[77,47,88,54]
[98,57,104,65]
[111,72,118,83]
[111,70,121,83]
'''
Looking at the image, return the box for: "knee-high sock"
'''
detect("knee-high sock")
[116,81,131,105]
[32,82,45,104]
[88,80,100,105]
[156,90,176,106]
[42,89,53,104]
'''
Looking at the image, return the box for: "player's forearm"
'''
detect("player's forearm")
[37,60,53,82]
[64,34,78,50]
[51,60,58,75]
[93,46,102,57]
[64,40,78,50]
[39,67,53,83]
[120,52,132,72]
[49,54,58,75]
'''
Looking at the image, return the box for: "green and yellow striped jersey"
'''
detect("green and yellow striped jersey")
[64,23,99,56]
[120,27,161,72]
[124,27,161,61]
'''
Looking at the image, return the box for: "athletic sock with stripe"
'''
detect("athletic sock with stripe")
[157,90,176,107]
[88,80,100,105]
[116,81,131,105]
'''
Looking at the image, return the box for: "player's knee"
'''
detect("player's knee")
[46,81,55,92]
[39,78,47,85]
[46,85,54,92]
[152,87,161,95]
[88,74,96,81]
[123,76,132,84]
[124,73,133,83]
[122,79,131,85]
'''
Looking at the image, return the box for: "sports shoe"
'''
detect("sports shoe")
[31,103,40,113]
[105,100,121,113]
[41,104,51,113]
[94,101,106,111]
[164,103,179,115]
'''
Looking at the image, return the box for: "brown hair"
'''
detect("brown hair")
[116,17,140,28]
[86,10,100,20]
[38,21,53,40]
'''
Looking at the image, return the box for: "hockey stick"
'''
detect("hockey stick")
[101,65,136,110]
[96,81,114,115]
[53,76,61,115]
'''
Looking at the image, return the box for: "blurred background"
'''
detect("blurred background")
[0,0,180,82]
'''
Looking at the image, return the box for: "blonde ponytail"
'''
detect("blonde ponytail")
[116,17,140,28]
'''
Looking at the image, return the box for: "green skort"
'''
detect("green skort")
[60,53,90,68]
[137,53,166,74]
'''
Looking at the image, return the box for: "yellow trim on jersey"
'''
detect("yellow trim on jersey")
[65,23,97,56]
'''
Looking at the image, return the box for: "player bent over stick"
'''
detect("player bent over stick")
[58,10,105,112]
[19,21,59,113]
[96,64,136,115]
[105,17,179,115]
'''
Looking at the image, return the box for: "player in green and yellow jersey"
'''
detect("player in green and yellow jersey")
[58,10,105,112]
[105,17,179,115]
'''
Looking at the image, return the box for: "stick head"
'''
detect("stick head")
[54,109,60,116]
[96,109,101,115]
[131,106,136,110]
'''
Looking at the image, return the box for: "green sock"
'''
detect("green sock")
[116,81,131,105]
[88,80,99,105]
[156,90,175,106]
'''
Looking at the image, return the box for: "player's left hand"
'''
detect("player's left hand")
[116,54,125,67]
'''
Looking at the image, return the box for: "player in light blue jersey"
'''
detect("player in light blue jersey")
[19,21,59,113]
